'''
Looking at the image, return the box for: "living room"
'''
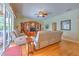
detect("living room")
[0,3,79,56]
[11,3,79,44]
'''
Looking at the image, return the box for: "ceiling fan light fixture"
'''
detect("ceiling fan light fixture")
[36,9,48,17]
[39,14,43,17]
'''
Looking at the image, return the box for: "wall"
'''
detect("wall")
[52,9,79,42]
[77,14,79,42]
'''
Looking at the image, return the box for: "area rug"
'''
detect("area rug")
[2,46,22,56]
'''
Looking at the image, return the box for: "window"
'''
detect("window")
[0,3,4,55]
[0,16,4,55]
[61,20,71,30]
[0,4,15,55]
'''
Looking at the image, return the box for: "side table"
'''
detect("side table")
[26,37,34,56]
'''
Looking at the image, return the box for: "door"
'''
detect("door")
[52,22,57,31]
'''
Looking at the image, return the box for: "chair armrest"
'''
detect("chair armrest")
[14,36,27,45]
[18,33,25,36]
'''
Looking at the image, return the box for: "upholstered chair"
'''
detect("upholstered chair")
[10,30,27,45]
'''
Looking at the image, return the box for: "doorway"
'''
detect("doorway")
[52,22,57,31]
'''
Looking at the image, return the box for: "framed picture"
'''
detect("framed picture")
[61,20,71,30]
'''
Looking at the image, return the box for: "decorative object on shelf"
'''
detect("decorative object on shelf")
[45,24,49,29]
[35,9,48,17]
[61,20,71,30]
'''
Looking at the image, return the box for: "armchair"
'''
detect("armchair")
[10,30,27,45]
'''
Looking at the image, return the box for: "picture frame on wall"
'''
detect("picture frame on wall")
[61,20,71,30]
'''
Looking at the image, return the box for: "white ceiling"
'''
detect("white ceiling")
[13,3,79,19]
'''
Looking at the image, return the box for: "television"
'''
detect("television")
[30,27,36,32]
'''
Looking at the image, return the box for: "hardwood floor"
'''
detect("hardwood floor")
[10,40,79,56]
[32,40,79,56]
[28,40,79,56]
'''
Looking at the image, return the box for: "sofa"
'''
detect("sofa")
[34,31,63,49]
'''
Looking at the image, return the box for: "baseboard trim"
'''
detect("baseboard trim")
[63,39,79,44]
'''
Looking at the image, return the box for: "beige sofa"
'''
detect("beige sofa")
[34,31,63,49]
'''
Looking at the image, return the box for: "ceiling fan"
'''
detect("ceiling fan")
[35,9,48,17]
